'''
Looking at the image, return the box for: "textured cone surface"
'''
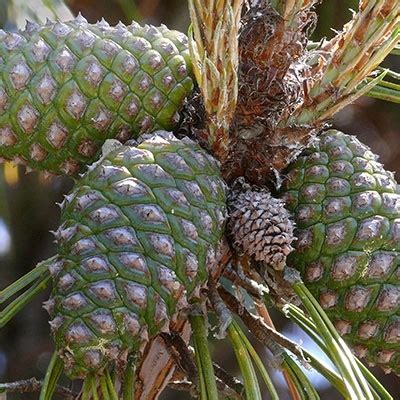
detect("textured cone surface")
[229,185,294,270]
[281,129,400,374]
[47,131,226,378]
[0,17,193,175]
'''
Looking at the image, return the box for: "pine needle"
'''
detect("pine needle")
[190,308,219,400]
[38,352,64,400]
[188,0,244,160]
[0,257,53,304]
[228,322,262,400]
[283,0,400,125]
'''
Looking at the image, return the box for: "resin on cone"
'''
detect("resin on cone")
[281,129,400,374]
[45,131,227,378]
[0,16,193,175]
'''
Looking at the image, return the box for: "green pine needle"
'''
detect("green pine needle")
[122,357,136,400]
[0,257,53,304]
[391,44,400,55]
[0,273,51,328]
[293,281,374,400]
[232,320,279,400]
[228,322,262,400]
[367,69,400,103]
[283,354,319,400]
[283,302,393,400]
[190,310,219,400]
[81,378,92,400]
[117,0,142,22]
[99,376,110,399]
[39,352,63,400]
[104,369,119,400]
[91,377,100,400]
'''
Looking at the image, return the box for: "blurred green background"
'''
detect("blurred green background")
[0,1,399,398]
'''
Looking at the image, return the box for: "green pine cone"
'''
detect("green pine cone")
[0,16,193,175]
[45,131,227,378]
[281,129,400,374]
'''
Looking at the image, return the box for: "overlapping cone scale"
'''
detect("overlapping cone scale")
[45,131,227,378]
[0,16,193,175]
[228,185,294,271]
[281,129,400,374]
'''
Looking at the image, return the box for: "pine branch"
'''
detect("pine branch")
[162,331,245,399]
[168,378,242,399]
[163,333,243,399]
[161,332,199,390]
[212,363,244,397]
[167,380,196,396]
[223,265,269,298]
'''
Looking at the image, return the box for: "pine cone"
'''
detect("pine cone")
[45,131,227,378]
[228,182,295,271]
[281,129,400,374]
[0,16,193,175]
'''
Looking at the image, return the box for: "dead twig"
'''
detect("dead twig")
[168,380,194,393]
[160,331,199,388]
[0,378,77,398]
[223,264,269,299]
[213,361,245,397]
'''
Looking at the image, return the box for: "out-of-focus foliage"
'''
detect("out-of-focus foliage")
[0,0,73,29]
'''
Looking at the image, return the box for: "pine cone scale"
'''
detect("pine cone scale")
[281,129,400,373]
[46,131,227,378]
[0,18,193,175]
[228,181,295,271]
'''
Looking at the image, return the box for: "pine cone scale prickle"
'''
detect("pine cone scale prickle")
[281,129,400,374]
[46,131,227,378]
[0,17,193,175]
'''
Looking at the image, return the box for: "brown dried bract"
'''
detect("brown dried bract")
[223,0,319,184]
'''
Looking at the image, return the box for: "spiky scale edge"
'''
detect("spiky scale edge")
[0,16,193,176]
[46,131,227,378]
[280,129,400,374]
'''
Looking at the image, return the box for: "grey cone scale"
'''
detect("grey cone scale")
[229,186,295,271]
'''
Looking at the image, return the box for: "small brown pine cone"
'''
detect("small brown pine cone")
[228,182,295,270]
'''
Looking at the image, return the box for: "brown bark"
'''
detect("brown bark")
[134,318,191,400]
